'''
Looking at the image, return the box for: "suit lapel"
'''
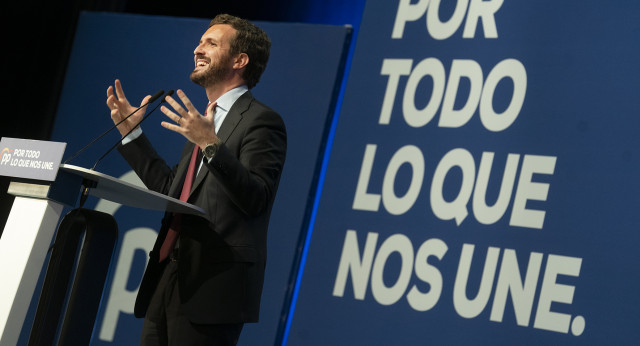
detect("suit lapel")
[189,92,253,196]
[216,91,251,143]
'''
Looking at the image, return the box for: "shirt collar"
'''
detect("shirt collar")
[214,85,249,113]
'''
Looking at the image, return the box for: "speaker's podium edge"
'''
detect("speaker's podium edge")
[0,163,206,345]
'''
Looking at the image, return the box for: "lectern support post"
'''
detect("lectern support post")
[0,196,65,345]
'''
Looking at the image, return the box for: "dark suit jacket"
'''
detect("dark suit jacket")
[118,91,287,324]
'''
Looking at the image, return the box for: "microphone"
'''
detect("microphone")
[91,90,174,170]
[63,89,165,164]
[147,90,166,103]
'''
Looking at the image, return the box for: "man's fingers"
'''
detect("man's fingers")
[160,105,183,124]
[160,121,183,133]
[106,85,114,99]
[176,89,198,114]
[106,94,121,111]
[164,95,189,117]
[106,87,118,109]
[106,94,113,108]
[114,79,127,101]
[140,94,152,107]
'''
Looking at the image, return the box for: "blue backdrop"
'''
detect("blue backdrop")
[18,1,640,344]
[286,1,640,345]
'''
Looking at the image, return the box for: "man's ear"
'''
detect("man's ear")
[233,53,249,70]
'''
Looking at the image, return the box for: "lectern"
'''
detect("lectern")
[0,163,205,345]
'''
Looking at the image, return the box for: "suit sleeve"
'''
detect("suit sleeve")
[117,133,187,195]
[204,108,287,217]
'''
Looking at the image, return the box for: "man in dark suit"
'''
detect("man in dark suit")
[105,14,286,345]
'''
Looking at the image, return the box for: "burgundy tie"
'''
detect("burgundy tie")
[158,145,201,262]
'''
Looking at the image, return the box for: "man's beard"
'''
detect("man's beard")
[190,54,233,88]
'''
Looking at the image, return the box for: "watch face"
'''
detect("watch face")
[205,144,217,158]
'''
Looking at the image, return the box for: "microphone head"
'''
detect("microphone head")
[148,90,165,103]
[162,90,175,102]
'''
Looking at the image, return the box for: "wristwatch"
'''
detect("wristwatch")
[203,141,220,160]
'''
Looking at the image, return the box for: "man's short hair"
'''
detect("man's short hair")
[210,14,271,89]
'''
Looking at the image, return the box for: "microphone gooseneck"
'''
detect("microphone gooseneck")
[63,89,164,165]
[91,90,174,170]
